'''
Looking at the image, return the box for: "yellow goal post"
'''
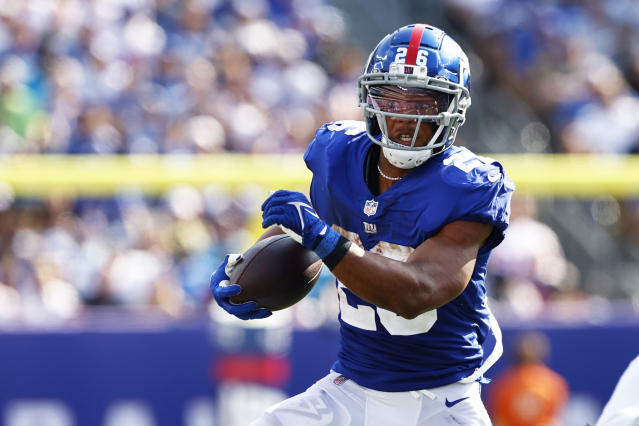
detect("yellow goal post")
[1,154,638,198]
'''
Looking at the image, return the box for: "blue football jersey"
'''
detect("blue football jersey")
[303,120,515,392]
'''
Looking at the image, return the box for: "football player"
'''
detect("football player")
[211,23,514,424]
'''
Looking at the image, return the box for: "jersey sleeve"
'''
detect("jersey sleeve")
[443,155,515,251]
[303,121,367,220]
[303,124,333,219]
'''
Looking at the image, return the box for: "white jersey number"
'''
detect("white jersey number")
[443,150,486,173]
[337,282,437,336]
[327,120,366,136]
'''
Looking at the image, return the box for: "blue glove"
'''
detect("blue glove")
[261,190,341,259]
[210,254,272,320]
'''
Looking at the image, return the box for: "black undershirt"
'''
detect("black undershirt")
[363,144,381,196]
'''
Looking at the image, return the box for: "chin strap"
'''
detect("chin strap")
[382,144,433,169]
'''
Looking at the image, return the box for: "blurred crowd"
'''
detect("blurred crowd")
[0,186,254,323]
[1,0,639,323]
[445,0,639,154]
[0,0,360,324]
[0,0,362,155]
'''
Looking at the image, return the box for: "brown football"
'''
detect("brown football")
[229,234,323,311]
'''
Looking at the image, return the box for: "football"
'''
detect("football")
[229,234,323,311]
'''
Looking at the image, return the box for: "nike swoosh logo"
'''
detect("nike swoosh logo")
[445,397,469,408]
[287,201,318,229]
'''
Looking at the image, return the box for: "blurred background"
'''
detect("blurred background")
[0,0,638,425]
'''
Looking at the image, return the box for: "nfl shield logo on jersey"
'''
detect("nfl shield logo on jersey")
[363,199,378,216]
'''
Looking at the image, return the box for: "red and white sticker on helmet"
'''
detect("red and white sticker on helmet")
[405,23,427,65]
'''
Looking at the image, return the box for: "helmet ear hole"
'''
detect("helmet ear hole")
[368,116,381,137]
[364,92,381,136]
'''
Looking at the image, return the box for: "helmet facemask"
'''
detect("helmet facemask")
[370,85,448,141]
[359,61,471,169]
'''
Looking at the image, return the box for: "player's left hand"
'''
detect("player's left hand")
[210,254,272,320]
[261,190,340,258]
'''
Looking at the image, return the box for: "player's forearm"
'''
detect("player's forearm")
[331,247,473,319]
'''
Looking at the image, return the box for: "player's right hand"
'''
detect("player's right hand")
[261,190,341,259]
[210,254,272,320]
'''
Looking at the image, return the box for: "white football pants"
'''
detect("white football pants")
[251,371,491,426]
